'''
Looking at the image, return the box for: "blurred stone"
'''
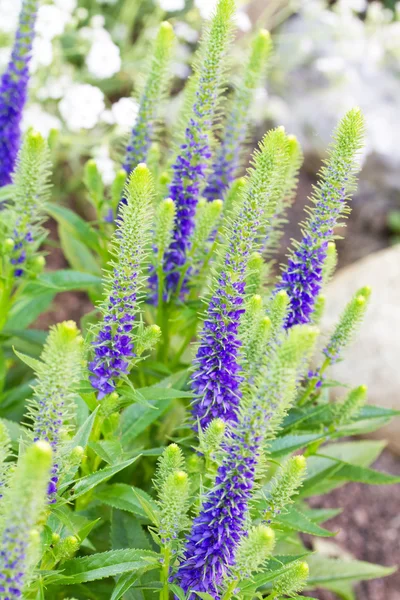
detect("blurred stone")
[321,246,400,454]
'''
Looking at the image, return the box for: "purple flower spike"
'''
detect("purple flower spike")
[276,109,366,328]
[0,0,38,187]
[176,424,261,597]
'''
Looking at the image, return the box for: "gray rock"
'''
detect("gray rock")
[321,246,400,454]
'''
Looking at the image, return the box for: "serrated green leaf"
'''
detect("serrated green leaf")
[111,571,141,600]
[307,555,396,586]
[30,270,102,292]
[240,554,310,592]
[320,440,386,467]
[6,292,55,329]
[96,483,157,519]
[59,225,102,275]
[121,399,173,446]
[131,488,160,526]
[46,203,102,253]
[111,509,152,551]
[268,433,324,457]
[51,549,159,585]
[63,456,139,500]
[13,348,42,372]
[274,508,335,537]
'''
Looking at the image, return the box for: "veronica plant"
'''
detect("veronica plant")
[0,1,398,600]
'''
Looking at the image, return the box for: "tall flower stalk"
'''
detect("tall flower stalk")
[191,128,291,430]
[0,0,38,187]
[0,441,52,598]
[204,29,272,201]
[28,321,84,503]
[275,108,365,328]
[176,326,317,597]
[89,164,156,399]
[123,22,175,175]
[160,0,235,298]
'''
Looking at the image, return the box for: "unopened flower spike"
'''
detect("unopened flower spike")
[159,0,236,298]
[204,29,273,201]
[27,321,84,503]
[0,441,52,598]
[0,0,38,187]
[230,525,275,581]
[262,135,303,258]
[5,129,51,278]
[264,455,307,522]
[334,384,367,426]
[89,164,154,399]
[323,285,371,363]
[191,128,291,430]
[123,22,175,175]
[176,326,317,597]
[276,108,365,328]
[268,560,309,599]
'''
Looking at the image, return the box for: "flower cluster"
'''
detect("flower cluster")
[6,129,51,278]
[29,321,84,503]
[160,0,235,298]
[276,107,365,328]
[0,441,52,598]
[177,326,317,596]
[204,30,272,201]
[0,0,37,186]
[191,129,291,429]
[89,164,155,398]
[123,22,174,175]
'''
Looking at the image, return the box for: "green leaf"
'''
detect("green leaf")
[46,203,102,253]
[96,483,158,519]
[63,456,139,500]
[6,292,55,329]
[111,572,141,600]
[30,270,102,292]
[268,433,324,457]
[59,225,102,276]
[121,399,173,446]
[51,549,159,585]
[194,593,215,600]
[274,508,335,537]
[13,348,42,373]
[169,584,186,600]
[331,462,400,485]
[119,385,194,403]
[111,509,152,551]
[131,487,160,526]
[320,440,386,467]
[307,555,396,586]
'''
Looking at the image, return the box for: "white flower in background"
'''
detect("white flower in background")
[53,0,77,13]
[111,97,139,130]
[101,109,115,125]
[36,74,73,101]
[174,22,198,43]
[86,35,121,79]
[158,0,185,11]
[22,104,61,137]
[30,37,53,73]
[194,0,217,19]
[59,84,105,131]
[36,5,71,40]
[90,15,106,29]
[94,146,116,185]
[0,0,21,34]
[235,10,252,33]
[0,48,11,71]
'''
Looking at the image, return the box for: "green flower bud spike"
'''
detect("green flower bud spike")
[324,286,371,363]
[268,560,309,599]
[27,320,84,502]
[158,470,190,543]
[0,441,52,598]
[154,443,185,491]
[264,455,307,521]
[124,21,175,173]
[0,421,11,494]
[232,525,275,579]
[335,384,367,426]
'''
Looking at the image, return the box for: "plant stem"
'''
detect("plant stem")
[160,545,171,600]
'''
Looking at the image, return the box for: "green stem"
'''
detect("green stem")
[160,545,171,600]
[298,358,330,407]
[221,579,239,600]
